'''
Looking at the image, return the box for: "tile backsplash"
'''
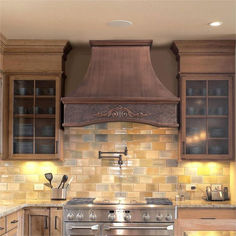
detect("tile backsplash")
[0,122,230,201]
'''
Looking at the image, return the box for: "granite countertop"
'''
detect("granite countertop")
[174,200,236,208]
[0,199,235,218]
[0,200,65,218]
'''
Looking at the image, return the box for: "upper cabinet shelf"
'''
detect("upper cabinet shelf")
[171,40,235,160]
[0,34,71,160]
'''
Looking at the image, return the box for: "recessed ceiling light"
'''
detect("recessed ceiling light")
[209,21,223,27]
[108,20,133,27]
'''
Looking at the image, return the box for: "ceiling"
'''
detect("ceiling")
[0,0,235,46]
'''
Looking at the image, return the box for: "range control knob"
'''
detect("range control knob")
[108,214,116,221]
[165,214,173,221]
[142,213,150,221]
[76,212,84,221]
[67,213,75,220]
[89,211,96,221]
[156,214,163,221]
[124,211,131,221]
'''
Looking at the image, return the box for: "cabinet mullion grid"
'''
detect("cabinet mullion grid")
[206,79,209,155]
[33,80,36,154]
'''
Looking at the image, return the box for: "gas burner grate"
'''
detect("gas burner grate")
[66,198,95,205]
[145,198,173,205]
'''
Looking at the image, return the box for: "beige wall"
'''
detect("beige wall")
[65,46,178,96]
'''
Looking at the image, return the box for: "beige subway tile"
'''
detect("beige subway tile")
[152,142,166,150]
[83,167,95,175]
[178,176,191,184]
[153,176,166,184]
[0,183,7,190]
[159,168,172,175]
[26,192,38,200]
[71,167,83,175]
[83,184,96,191]
[127,192,140,198]
[133,184,146,192]
[223,168,230,176]
[122,184,134,192]
[140,176,153,184]
[172,167,185,175]
[146,168,159,175]
[8,183,20,191]
[102,175,114,183]
[146,184,159,192]
[165,143,178,151]
[159,184,174,192]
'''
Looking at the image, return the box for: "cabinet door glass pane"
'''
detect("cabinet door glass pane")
[186,118,207,154]
[12,79,57,155]
[35,80,56,154]
[208,80,229,155]
[14,80,34,96]
[186,98,206,115]
[186,81,206,96]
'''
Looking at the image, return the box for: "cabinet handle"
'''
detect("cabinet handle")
[55,216,58,230]
[200,217,216,220]
[44,216,48,229]
[11,220,18,224]
[0,227,4,230]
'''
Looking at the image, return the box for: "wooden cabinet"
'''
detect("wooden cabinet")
[24,207,63,236]
[50,208,63,236]
[172,40,235,160]
[24,208,50,236]
[0,34,71,160]
[175,208,236,236]
[180,75,234,160]
[0,210,24,236]
[8,76,63,160]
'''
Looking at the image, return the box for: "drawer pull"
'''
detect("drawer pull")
[44,216,48,229]
[55,216,58,230]
[0,227,4,230]
[200,217,216,220]
[11,220,18,224]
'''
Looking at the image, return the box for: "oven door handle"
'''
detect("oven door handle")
[104,225,174,231]
[69,224,99,231]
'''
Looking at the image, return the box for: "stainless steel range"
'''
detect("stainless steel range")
[63,198,176,236]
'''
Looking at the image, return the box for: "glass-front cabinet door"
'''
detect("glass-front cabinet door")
[181,76,233,160]
[9,76,61,160]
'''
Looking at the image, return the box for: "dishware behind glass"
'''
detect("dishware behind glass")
[186,88,193,96]
[48,107,55,114]
[48,88,55,95]
[189,146,202,154]
[215,88,222,96]
[216,107,224,115]
[17,106,25,114]
[209,145,223,154]
[18,87,27,95]
[35,106,40,114]
[36,88,41,96]
[187,107,195,115]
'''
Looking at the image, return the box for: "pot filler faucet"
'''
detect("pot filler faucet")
[98,147,128,168]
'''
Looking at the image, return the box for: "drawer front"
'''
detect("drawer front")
[0,217,6,235]
[3,227,17,236]
[178,208,236,219]
[6,213,18,232]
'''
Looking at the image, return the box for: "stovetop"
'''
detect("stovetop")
[66,198,173,206]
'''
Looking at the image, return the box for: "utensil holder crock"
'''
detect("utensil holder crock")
[51,188,67,200]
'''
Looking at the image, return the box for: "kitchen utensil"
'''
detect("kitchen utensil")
[65,177,74,189]
[44,183,52,188]
[62,175,68,189]
[206,186,212,201]
[223,187,229,200]
[44,173,53,188]
[58,175,68,189]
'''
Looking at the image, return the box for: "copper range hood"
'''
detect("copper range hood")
[62,40,180,127]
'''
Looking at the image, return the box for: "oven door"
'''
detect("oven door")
[102,223,174,236]
[64,222,101,236]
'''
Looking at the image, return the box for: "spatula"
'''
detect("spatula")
[58,175,68,189]
[44,173,53,188]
